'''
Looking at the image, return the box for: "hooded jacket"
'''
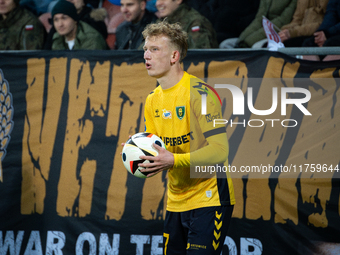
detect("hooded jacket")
[51,20,107,50]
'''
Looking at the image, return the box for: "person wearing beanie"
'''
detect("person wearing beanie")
[51,0,107,50]
[0,0,45,50]
[44,0,108,49]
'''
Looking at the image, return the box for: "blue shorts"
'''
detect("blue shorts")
[163,205,234,255]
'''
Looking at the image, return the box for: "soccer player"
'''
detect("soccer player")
[139,20,235,254]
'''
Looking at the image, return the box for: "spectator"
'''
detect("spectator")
[115,0,157,49]
[68,0,107,38]
[0,0,45,50]
[156,0,218,48]
[302,0,340,47]
[51,0,107,49]
[186,0,260,44]
[44,0,107,49]
[279,0,329,47]
[220,0,297,48]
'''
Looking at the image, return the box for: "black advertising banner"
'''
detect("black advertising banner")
[0,50,339,255]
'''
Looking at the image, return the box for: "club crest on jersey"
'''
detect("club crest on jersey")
[155,109,160,117]
[176,106,185,120]
[162,109,172,119]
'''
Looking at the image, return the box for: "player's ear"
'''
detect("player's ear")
[171,50,180,64]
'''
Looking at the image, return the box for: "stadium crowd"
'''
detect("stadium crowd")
[1,0,339,56]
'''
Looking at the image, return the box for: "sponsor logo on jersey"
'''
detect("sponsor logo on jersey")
[162,109,172,119]
[176,106,185,120]
[160,132,193,147]
[205,112,221,123]
[155,109,160,117]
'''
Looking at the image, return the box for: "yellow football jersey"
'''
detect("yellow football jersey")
[144,72,235,212]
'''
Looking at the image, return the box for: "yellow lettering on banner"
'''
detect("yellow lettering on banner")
[208,61,249,138]
[105,62,158,220]
[79,159,96,217]
[232,57,301,220]
[265,58,300,224]
[57,59,110,216]
[262,57,300,78]
[284,73,338,227]
[89,61,110,116]
[311,68,337,78]
[276,69,338,226]
[207,60,248,79]
[248,58,300,221]
[304,72,338,227]
[186,62,205,78]
[301,179,331,227]
[230,179,243,219]
[22,58,67,214]
[274,179,299,225]
[141,173,167,220]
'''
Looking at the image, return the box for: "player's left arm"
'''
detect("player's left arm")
[174,85,228,167]
[177,129,228,167]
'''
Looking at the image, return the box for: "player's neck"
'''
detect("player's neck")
[158,66,184,90]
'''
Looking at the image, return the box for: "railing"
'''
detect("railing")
[208,47,340,56]
[2,47,340,56]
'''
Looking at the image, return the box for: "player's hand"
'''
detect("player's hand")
[314,31,326,47]
[278,29,290,42]
[139,143,174,177]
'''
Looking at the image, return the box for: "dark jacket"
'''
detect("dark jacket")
[317,0,340,38]
[0,7,45,50]
[115,10,157,50]
[51,21,107,50]
[166,3,218,49]
[44,6,107,50]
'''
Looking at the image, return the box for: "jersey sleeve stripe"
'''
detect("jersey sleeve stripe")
[203,127,226,139]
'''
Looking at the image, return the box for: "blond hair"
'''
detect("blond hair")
[142,20,188,62]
